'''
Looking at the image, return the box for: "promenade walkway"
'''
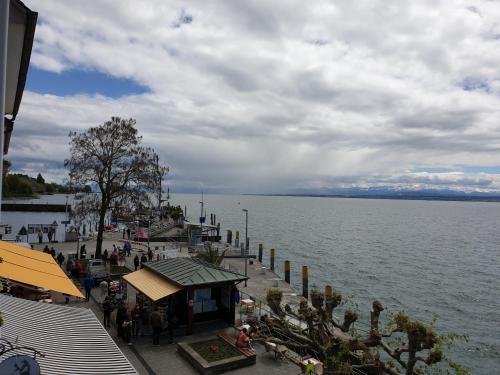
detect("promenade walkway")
[32,234,301,375]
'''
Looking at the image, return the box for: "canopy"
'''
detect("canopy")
[123,267,182,301]
[0,240,83,298]
[0,295,137,374]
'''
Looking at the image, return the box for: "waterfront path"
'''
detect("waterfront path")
[31,234,302,375]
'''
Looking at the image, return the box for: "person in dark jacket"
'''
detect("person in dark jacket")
[140,254,148,268]
[116,301,127,338]
[122,312,132,345]
[56,252,65,266]
[131,304,140,337]
[147,248,153,262]
[150,306,163,346]
[50,247,56,258]
[133,255,140,271]
[84,274,94,301]
[102,296,113,328]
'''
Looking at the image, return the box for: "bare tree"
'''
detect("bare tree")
[253,287,468,375]
[65,117,167,254]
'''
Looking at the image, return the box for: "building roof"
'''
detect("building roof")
[123,267,182,301]
[4,0,38,154]
[0,240,83,298]
[145,257,247,287]
[0,295,137,374]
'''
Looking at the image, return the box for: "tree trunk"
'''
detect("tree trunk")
[96,195,108,255]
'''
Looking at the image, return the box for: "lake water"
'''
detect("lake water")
[2,193,498,372]
[172,193,500,373]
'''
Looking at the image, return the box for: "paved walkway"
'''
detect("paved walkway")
[37,234,302,374]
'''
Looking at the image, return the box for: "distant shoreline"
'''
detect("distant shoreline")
[244,193,500,203]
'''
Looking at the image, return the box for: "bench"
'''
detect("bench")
[218,333,256,358]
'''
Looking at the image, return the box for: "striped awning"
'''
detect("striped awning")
[0,240,83,298]
[0,295,137,374]
[123,267,182,301]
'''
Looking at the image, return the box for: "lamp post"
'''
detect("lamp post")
[242,209,248,287]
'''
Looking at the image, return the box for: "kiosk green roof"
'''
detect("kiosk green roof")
[145,257,248,286]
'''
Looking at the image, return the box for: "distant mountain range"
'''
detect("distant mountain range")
[256,187,500,202]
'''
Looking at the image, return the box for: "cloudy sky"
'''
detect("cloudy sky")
[10,0,500,194]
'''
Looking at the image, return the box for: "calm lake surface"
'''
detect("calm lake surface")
[172,193,500,373]
[2,193,498,372]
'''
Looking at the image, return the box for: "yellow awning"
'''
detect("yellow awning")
[0,241,83,298]
[123,268,182,301]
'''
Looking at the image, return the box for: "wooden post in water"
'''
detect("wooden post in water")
[270,248,275,271]
[302,266,309,300]
[258,243,263,263]
[325,285,332,297]
[284,260,290,284]
[227,230,232,245]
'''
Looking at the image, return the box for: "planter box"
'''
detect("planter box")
[177,339,256,375]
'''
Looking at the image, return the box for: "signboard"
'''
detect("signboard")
[18,226,28,236]
[0,225,12,235]
[0,355,41,375]
[28,224,55,234]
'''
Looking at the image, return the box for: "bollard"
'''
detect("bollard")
[235,231,240,248]
[284,260,290,284]
[302,266,309,300]
[270,248,275,271]
[325,285,332,297]
[258,243,263,263]
[227,230,232,245]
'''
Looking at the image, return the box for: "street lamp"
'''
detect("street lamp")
[242,209,248,287]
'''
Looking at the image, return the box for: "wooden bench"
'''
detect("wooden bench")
[218,333,256,358]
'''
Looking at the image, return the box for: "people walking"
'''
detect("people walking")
[56,252,65,267]
[103,249,109,264]
[127,227,131,239]
[80,244,87,259]
[102,296,113,328]
[124,241,131,257]
[99,279,108,302]
[131,304,140,338]
[84,274,94,301]
[147,248,153,262]
[133,255,140,271]
[122,312,132,345]
[116,301,127,338]
[37,229,43,244]
[123,228,126,239]
[151,306,163,346]
[140,254,148,268]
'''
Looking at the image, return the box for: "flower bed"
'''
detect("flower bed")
[189,338,241,363]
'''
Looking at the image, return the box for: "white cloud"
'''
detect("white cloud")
[9,0,500,193]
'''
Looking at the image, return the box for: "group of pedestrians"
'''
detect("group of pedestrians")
[102,298,174,346]
[43,245,66,267]
[122,227,131,239]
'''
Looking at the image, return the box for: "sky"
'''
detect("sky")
[9,0,500,194]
